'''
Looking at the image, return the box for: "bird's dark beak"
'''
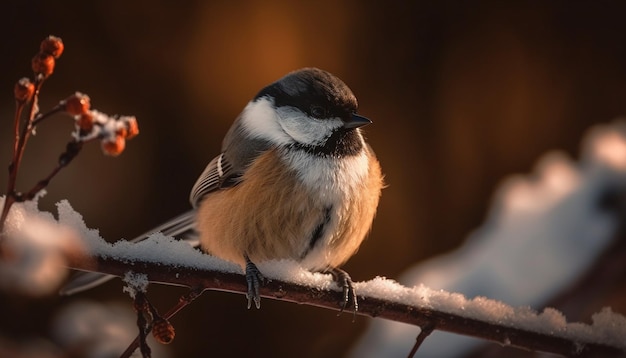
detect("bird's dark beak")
[343,113,372,129]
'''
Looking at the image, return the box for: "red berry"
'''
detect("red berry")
[40,35,64,58]
[65,92,91,115]
[101,135,126,156]
[14,78,35,102]
[32,53,55,77]
[152,317,175,344]
[125,117,139,139]
[76,112,94,132]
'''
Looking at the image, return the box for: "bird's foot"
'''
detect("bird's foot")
[245,255,264,309]
[329,268,358,317]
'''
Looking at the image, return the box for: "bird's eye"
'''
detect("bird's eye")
[310,105,327,118]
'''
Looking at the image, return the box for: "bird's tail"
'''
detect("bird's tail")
[59,210,198,296]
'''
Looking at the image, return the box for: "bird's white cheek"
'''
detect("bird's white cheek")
[240,98,292,145]
[276,107,341,146]
[280,118,325,145]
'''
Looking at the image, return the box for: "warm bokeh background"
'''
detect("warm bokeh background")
[1,1,626,357]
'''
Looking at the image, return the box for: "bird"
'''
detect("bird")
[62,67,384,311]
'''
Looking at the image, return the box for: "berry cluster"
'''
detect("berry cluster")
[63,92,139,156]
[1,35,140,233]
[32,35,63,79]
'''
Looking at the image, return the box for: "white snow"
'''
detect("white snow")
[352,120,626,357]
[56,198,342,292]
[122,271,149,299]
[55,199,242,274]
[72,109,136,143]
[256,259,336,290]
[0,193,84,296]
[353,276,626,349]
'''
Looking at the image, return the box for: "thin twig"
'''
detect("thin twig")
[134,292,152,358]
[0,102,26,234]
[13,77,44,179]
[17,140,84,202]
[12,101,25,157]
[407,322,435,358]
[31,105,64,127]
[0,78,45,233]
[120,288,204,358]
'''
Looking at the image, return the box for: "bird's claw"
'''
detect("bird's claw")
[330,268,358,318]
[245,256,264,309]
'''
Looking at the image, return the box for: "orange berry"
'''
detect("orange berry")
[40,35,64,58]
[14,78,35,102]
[64,92,91,115]
[76,112,94,132]
[124,117,139,139]
[152,317,175,344]
[116,127,128,138]
[101,135,126,156]
[31,53,55,77]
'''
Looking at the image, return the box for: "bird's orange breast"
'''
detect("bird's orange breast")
[196,148,383,270]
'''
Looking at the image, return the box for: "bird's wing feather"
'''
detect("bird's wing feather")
[189,118,273,207]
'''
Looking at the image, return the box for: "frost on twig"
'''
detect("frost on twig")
[123,271,149,299]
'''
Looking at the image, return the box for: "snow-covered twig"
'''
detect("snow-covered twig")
[65,251,625,358]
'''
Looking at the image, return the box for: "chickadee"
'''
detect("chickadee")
[62,68,384,310]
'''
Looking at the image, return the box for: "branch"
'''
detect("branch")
[65,252,625,358]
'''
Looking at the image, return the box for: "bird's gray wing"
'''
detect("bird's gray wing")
[60,210,197,295]
[189,118,273,207]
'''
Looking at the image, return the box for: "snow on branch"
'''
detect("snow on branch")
[61,231,626,357]
[65,251,625,357]
[3,197,625,357]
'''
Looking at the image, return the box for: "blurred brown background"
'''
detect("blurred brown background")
[1,1,626,357]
